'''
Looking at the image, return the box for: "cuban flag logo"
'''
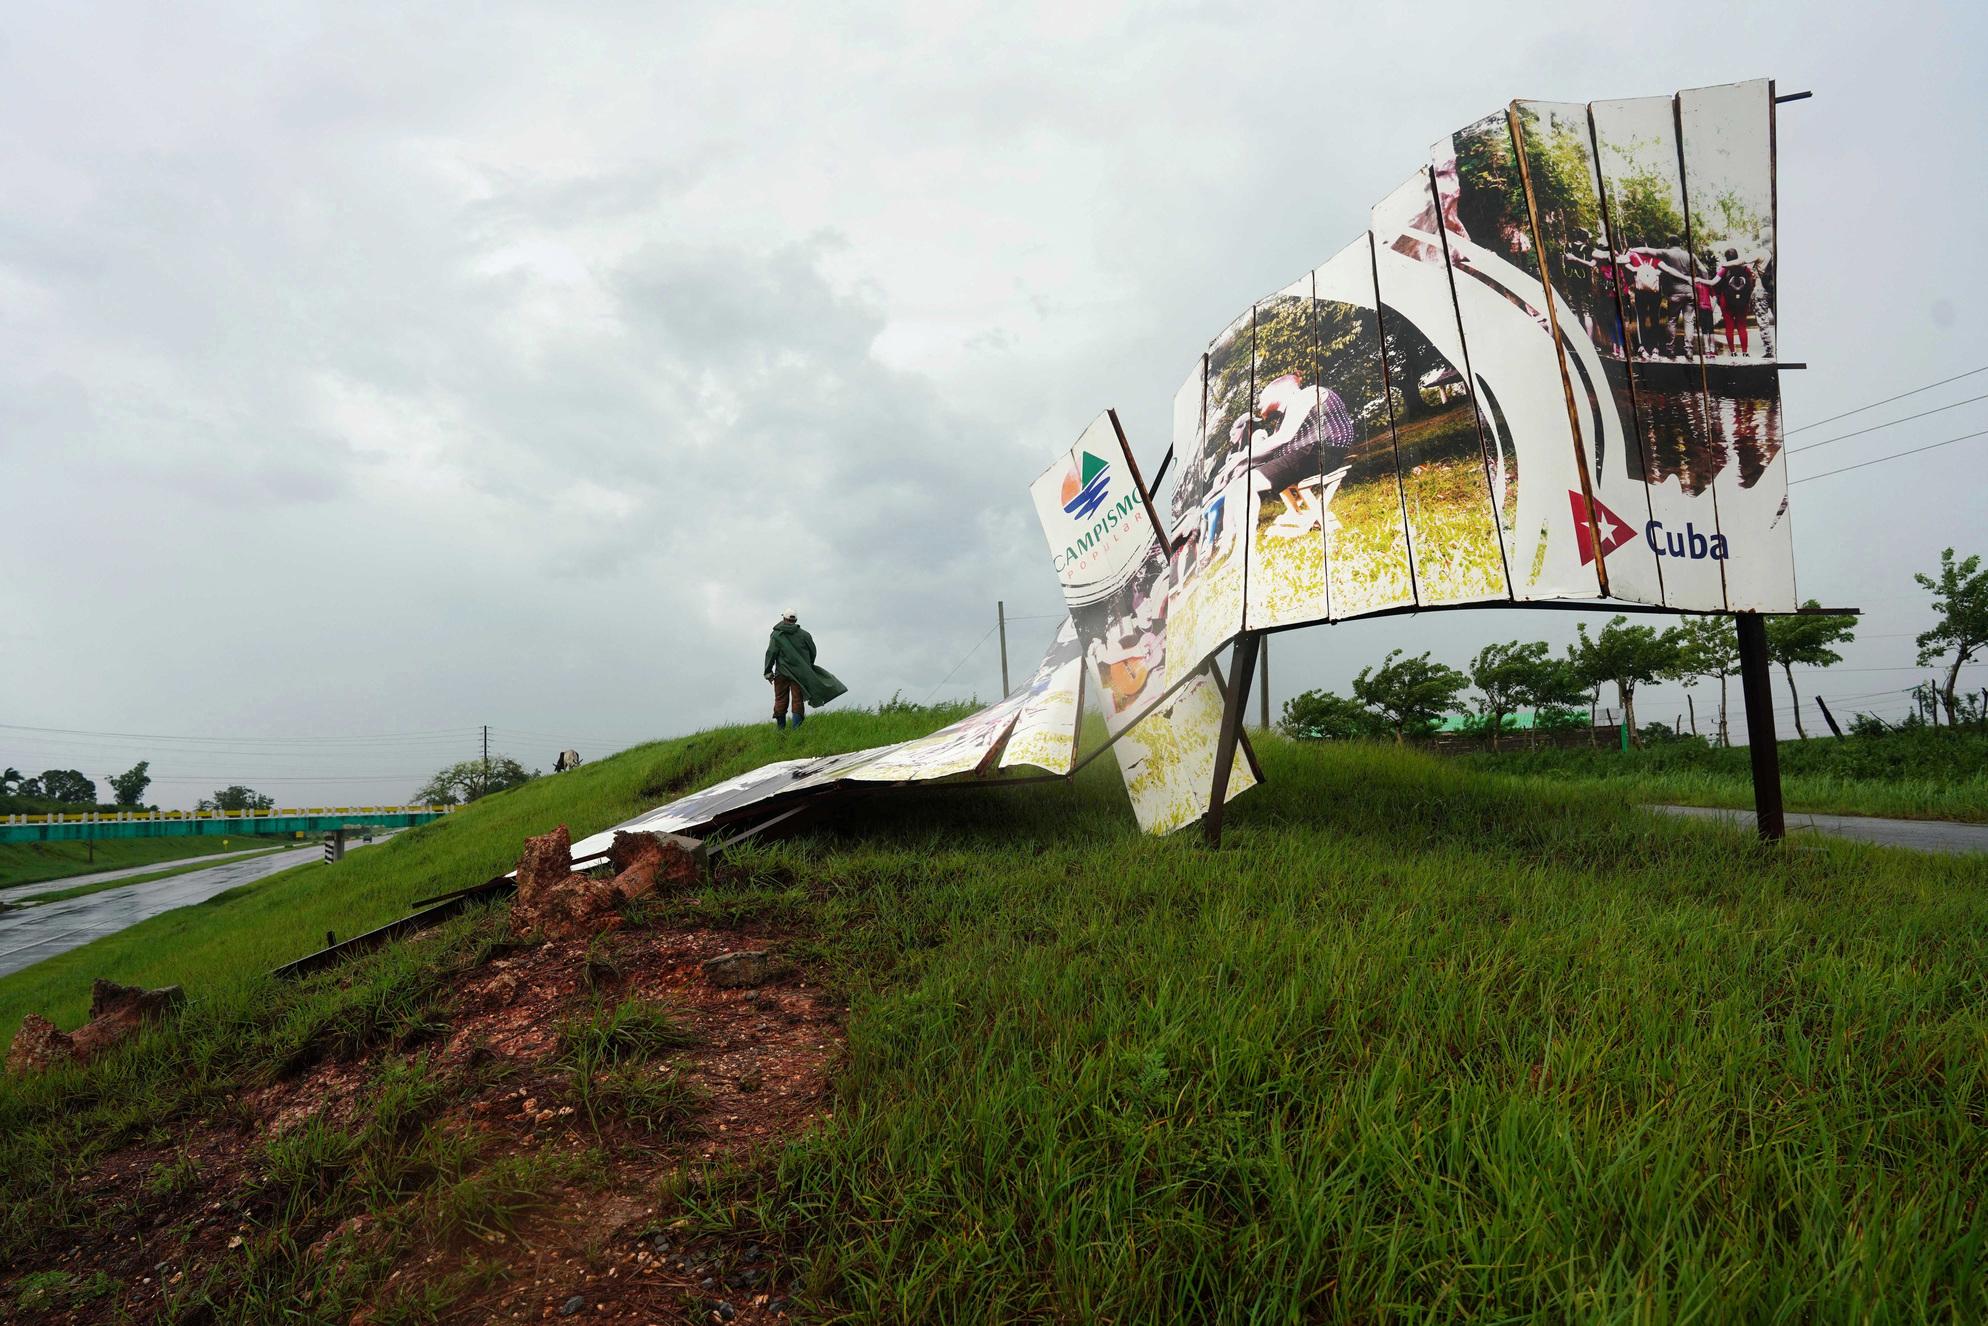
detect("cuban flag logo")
[1061,451,1110,519]
[1569,490,1637,565]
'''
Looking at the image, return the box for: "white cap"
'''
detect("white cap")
[782,610,797,621]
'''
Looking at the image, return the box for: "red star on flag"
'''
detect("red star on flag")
[1569,490,1638,565]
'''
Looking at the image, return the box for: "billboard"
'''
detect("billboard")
[571,77,1800,852]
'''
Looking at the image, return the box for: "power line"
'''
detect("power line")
[1790,393,1988,454]
[920,624,999,705]
[1792,428,1988,484]
[0,721,481,746]
[1787,365,1988,435]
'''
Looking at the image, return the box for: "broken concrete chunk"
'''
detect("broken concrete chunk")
[6,980,185,1075]
[608,831,706,903]
[6,1013,77,1074]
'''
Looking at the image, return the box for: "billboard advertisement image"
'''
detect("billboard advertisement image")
[1313,237,1417,620]
[1677,78,1796,612]
[1166,308,1253,677]
[1510,97,1669,606]
[1371,168,1512,606]
[997,618,1086,776]
[1431,113,1603,600]
[1112,669,1257,836]
[1590,94,1729,611]
[1245,273,1334,632]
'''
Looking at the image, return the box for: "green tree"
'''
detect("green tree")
[1570,616,1680,748]
[34,769,98,804]
[1666,616,1741,746]
[1279,689,1389,742]
[1765,602,1858,740]
[415,755,534,806]
[1469,640,1587,751]
[1351,649,1469,743]
[0,767,21,795]
[1914,548,1987,726]
[107,760,152,808]
[1605,165,1685,248]
[198,785,274,813]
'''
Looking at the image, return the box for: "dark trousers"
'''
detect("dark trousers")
[772,674,806,721]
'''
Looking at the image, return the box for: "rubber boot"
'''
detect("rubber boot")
[791,711,805,730]
[774,714,786,730]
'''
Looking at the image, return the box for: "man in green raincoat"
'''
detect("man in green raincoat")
[763,611,847,730]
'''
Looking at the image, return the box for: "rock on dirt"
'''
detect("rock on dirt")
[6,1012,75,1074]
[6,979,184,1075]
[702,951,780,989]
[511,825,706,941]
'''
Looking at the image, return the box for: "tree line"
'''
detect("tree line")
[1281,547,1986,749]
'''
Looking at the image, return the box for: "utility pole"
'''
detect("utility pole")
[480,724,490,799]
[997,601,1010,696]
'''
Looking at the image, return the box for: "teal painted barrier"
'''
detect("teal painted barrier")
[0,806,457,844]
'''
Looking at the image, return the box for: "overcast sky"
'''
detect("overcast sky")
[3,0,1984,808]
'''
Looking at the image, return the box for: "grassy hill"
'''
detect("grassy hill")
[4,710,1986,1320]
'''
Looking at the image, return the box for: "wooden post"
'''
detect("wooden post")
[1203,633,1261,848]
[997,601,1010,696]
[1816,695,1844,740]
[1734,613,1785,841]
[1258,636,1270,731]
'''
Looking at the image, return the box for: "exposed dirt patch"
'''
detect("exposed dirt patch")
[2,888,843,1323]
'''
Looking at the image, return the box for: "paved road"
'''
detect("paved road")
[1649,805,1988,856]
[0,844,289,902]
[0,838,382,980]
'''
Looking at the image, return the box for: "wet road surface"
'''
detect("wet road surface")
[0,838,385,979]
[0,843,290,903]
[1648,805,1988,855]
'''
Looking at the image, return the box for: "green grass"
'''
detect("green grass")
[4,710,1987,1320]
[5,844,298,906]
[1458,726,1988,823]
[0,831,301,890]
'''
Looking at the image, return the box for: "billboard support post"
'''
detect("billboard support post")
[1258,638,1270,731]
[1203,632,1262,848]
[1735,613,1785,841]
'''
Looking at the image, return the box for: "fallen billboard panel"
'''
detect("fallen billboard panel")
[1114,671,1256,835]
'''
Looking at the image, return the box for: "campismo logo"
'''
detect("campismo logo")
[1061,451,1110,519]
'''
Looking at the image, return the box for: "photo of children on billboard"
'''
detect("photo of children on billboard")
[1244,277,1338,630]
